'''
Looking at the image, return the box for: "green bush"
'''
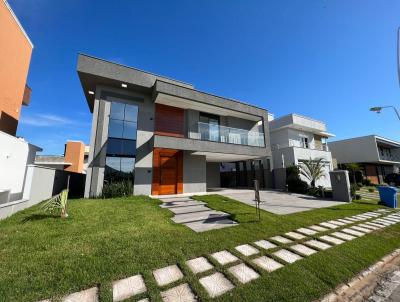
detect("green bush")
[368,188,375,193]
[362,178,373,186]
[100,180,133,198]
[286,165,309,194]
[308,186,326,198]
[350,183,359,199]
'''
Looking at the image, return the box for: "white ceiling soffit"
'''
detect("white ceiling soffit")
[155,93,261,122]
[191,151,261,162]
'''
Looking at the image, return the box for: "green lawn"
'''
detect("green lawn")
[0,195,399,302]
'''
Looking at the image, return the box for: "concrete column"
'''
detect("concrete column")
[329,170,351,202]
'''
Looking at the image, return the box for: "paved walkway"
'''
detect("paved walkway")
[159,196,238,232]
[37,209,400,302]
[209,188,344,215]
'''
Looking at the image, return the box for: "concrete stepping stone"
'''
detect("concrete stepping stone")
[186,257,213,274]
[254,240,277,250]
[331,232,356,241]
[377,219,396,225]
[172,211,230,224]
[308,225,328,232]
[62,287,98,302]
[235,244,259,256]
[365,222,385,228]
[210,250,239,265]
[328,220,346,226]
[337,219,354,224]
[169,205,211,215]
[290,244,317,256]
[228,263,260,284]
[359,223,380,230]
[372,220,392,226]
[341,228,365,237]
[273,249,303,263]
[285,231,306,240]
[153,265,184,287]
[199,272,234,298]
[252,256,284,272]
[304,240,331,250]
[350,226,372,233]
[319,235,345,245]
[345,217,361,222]
[160,283,197,302]
[184,219,238,233]
[270,236,292,244]
[160,201,206,208]
[349,216,364,221]
[112,274,146,301]
[138,299,149,302]
[296,228,317,236]
[320,222,339,229]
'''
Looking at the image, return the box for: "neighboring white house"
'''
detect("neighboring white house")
[269,113,335,188]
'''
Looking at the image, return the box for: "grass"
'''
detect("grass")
[0,195,399,302]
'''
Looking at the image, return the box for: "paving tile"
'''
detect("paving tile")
[319,222,339,229]
[319,235,345,245]
[372,220,392,226]
[345,217,361,222]
[113,274,146,301]
[169,205,211,215]
[365,222,385,228]
[328,220,346,226]
[228,263,260,284]
[184,219,238,233]
[349,226,372,233]
[270,236,293,244]
[252,256,284,272]
[62,287,98,302]
[210,250,239,265]
[349,216,364,221]
[186,257,213,274]
[273,249,303,263]
[358,223,380,230]
[341,228,365,237]
[254,240,277,250]
[138,299,150,302]
[296,228,318,235]
[160,283,197,302]
[199,272,234,298]
[285,231,307,240]
[308,225,329,232]
[331,232,356,241]
[304,240,331,250]
[376,219,396,225]
[290,244,318,256]
[153,265,184,287]
[337,219,354,224]
[235,244,259,256]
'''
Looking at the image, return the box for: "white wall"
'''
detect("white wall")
[0,131,40,202]
[328,136,379,164]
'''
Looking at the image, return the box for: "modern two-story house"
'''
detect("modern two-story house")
[328,135,400,184]
[269,113,335,187]
[77,54,273,197]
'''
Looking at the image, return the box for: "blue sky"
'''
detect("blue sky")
[10,0,400,155]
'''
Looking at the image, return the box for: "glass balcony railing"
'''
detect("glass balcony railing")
[188,122,265,147]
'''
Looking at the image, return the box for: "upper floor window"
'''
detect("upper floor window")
[301,137,309,149]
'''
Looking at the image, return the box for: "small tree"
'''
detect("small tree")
[299,158,325,188]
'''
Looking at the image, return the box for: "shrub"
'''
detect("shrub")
[350,183,359,199]
[355,194,361,200]
[357,182,363,188]
[286,165,309,194]
[308,186,326,198]
[101,180,133,198]
[368,188,375,193]
[362,178,372,186]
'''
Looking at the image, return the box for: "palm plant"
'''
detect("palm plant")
[299,158,325,188]
[41,189,69,218]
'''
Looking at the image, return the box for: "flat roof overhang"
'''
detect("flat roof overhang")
[76,54,194,112]
[154,80,267,122]
[270,124,335,138]
[191,151,261,162]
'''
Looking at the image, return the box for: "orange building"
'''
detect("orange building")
[0,0,33,136]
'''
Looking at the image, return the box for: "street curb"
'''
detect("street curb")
[317,248,400,302]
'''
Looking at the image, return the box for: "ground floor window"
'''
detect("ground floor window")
[105,157,135,182]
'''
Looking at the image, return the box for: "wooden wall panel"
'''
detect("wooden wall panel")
[154,104,184,138]
[152,148,183,195]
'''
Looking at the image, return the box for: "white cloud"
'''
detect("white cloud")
[20,113,85,127]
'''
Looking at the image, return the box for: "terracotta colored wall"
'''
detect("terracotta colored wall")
[0,1,32,132]
[154,104,185,137]
[365,164,379,185]
[64,141,85,173]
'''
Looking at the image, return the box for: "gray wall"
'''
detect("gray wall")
[328,136,379,164]
[206,162,221,188]
[183,151,206,193]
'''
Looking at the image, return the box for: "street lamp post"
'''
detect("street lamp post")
[370,106,400,121]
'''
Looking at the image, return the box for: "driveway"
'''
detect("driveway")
[208,188,344,215]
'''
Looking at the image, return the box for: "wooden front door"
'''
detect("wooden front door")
[152,148,183,195]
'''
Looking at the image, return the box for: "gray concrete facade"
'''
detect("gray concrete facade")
[78,54,273,197]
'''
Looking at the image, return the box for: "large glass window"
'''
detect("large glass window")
[105,102,138,183]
